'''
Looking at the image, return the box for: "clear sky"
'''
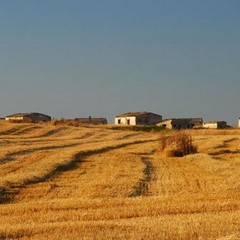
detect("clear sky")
[0,0,239,125]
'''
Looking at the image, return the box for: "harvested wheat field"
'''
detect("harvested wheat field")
[1,121,240,239]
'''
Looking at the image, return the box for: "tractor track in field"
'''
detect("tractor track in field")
[0,143,80,165]
[0,126,28,135]
[36,127,69,138]
[10,126,42,135]
[0,139,157,204]
[128,156,156,197]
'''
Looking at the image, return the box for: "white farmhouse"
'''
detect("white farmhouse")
[115,112,162,126]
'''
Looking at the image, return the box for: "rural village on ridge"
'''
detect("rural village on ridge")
[3,111,240,129]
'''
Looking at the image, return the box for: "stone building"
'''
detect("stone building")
[74,116,107,125]
[5,112,51,123]
[157,118,203,130]
[115,112,162,126]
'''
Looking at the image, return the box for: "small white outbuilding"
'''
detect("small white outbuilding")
[203,121,227,129]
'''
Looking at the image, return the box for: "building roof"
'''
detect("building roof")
[115,112,161,118]
[6,112,50,118]
[204,121,226,124]
[75,117,106,121]
[160,118,203,122]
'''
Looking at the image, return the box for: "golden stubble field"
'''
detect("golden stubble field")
[1,121,240,239]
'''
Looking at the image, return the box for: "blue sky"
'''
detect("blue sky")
[0,0,239,124]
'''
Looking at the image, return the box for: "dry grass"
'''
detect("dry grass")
[0,121,240,239]
[159,132,197,157]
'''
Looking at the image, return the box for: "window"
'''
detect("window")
[118,119,121,124]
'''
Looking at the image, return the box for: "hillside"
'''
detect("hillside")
[0,122,240,239]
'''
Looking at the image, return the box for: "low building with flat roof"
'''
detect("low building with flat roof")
[115,112,162,126]
[74,116,107,125]
[157,118,203,130]
[5,112,51,123]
